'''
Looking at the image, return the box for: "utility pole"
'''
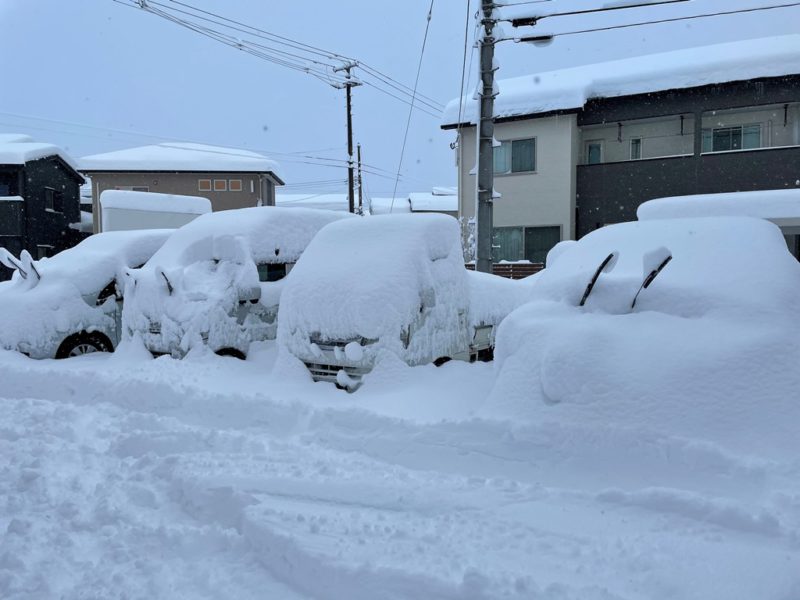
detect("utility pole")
[476,0,497,273]
[333,61,362,213]
[357,143,363,214]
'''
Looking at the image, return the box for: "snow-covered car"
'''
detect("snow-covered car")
[278,213,532,391]
[123,206,351,359]
[488,216,800,414]
[0,230,171,359]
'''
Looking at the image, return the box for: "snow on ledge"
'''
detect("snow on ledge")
[442,35,800,126]
[100,190,212,215]
[637,189,800,226]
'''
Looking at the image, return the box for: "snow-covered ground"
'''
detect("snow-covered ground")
[1,337,799,599]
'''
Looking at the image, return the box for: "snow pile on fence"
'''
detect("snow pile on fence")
[123,207,350,355]
[443,35,800,125]
[0,230,169,356]
[278,214,469,366]
[637,188,800,224]
[488,217,800,459]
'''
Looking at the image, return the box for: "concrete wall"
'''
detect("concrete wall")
[86,171,276,233]
[102,207,203,232]
[458,113,578,240]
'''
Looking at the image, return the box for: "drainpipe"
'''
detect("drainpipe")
[693,109,704,158]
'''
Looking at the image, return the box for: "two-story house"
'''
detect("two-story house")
[442,35,800,263]
[0,134,85,279]
[80,142,284,233]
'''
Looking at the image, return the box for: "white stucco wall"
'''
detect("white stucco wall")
[457,113,578,240]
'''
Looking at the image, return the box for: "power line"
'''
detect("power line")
[390,0,436,210]
[513,1,800,40]
[507,0,691,26]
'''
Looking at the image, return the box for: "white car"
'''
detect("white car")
[278,213,532,391]
[489,216,800,412]
[0,230,171,359]
[123,206,352,359]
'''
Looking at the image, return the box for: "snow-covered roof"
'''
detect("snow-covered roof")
[80,142,283,179]
[276,193,351,212]
[368,197,411,215]
[408,190,458,213]
[0,133,81,173]
[100,190,212,215]
[637,189,800,228]
[443,35,800,126]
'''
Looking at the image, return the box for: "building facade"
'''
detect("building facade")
[0,137,85,280]
[80,143,283,233]
[443,36,800,264]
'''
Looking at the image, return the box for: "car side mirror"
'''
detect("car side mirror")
[238,284,261,304]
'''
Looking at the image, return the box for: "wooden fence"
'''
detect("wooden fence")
[465,262,544,280]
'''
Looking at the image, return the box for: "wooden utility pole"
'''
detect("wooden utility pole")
[476,0,496,273]
[333,62,361,213]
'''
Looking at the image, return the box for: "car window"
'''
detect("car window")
[257,263,288,283]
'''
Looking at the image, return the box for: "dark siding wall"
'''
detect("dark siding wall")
[0,157,85,280]
[576,147,800,237]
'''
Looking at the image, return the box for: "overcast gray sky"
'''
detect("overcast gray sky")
[1,0,798,197]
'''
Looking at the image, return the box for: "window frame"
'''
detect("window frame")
[585,140,603,165]
[198,179,212,192]
[493,137,537,176]
[701,123,762,153]
[228,179,243,192]
[629,137,642,160]
[213,179,228,192]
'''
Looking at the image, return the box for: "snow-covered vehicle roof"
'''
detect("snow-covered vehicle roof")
[530,217,798,315]
[488,216,800,423]
[141,206,353,271]
[443,35,800,126]
[637,189,800,228]
[0,230,171,357]
[279,214,467,342]
[80,142,282,179]
[12,230,172,295]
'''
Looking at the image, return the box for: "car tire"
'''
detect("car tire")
[214,347,247,360]
[55,332,114,359]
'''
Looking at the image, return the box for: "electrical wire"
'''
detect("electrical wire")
[512,1,800,39]
[390,0,436,211]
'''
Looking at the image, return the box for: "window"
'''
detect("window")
[228,179,243,192]
[492,226,561,264]
[493,138,536,174]
[213,179,227,192]
[702,124,761,152]
[114,186,149,192]
[586,141,603,164]
[630,138,642,160]
[257,263,289,282]
[198,179,212,192]
[44,188,63,212]
[0,184,9,196]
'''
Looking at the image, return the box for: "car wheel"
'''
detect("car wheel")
[214,347,246,360]
[55,332,114,359]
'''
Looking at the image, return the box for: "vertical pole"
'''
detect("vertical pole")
[476,0,496,273]
[357,143,363,214]
[346,73,356,214]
